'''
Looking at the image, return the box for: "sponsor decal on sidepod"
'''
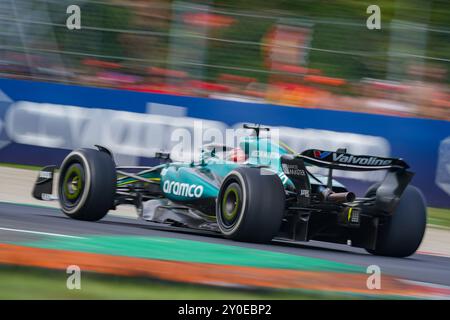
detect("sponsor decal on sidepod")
[163,180,204,198]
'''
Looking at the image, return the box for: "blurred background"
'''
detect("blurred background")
[0,0,450,300]
[1,0,449,120]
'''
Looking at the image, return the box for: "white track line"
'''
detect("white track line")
[0,227,86,239]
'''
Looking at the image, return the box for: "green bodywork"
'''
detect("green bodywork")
[116,137,344,203]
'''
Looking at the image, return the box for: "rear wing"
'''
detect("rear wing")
[298,149,413,213]
[299,149,409,171]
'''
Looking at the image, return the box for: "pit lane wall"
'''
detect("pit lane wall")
[0,78,449,207]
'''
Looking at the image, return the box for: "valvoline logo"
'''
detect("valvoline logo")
[313,150,331,159]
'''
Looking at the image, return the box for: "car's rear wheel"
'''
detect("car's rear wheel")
[365,184,427,257]
[216,167,285,243]
[58,148,116,221]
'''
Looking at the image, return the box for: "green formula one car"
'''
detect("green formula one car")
[32,124,426,257]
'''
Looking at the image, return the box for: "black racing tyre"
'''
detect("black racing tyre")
[58,148,116,221]
[365,184,427,257]
[216,167,286,243]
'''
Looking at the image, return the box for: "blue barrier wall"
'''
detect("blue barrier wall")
[0,78,449,207]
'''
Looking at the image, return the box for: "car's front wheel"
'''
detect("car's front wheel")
[216,167,286,243]
[58,148,116,221]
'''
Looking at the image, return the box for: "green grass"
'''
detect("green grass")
[0,162,42,171]
[0,266,343,300]
[428,207,450,229]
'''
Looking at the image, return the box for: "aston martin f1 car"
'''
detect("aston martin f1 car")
[32,124,427,257]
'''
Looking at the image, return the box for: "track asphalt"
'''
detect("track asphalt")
[0,202,448,286]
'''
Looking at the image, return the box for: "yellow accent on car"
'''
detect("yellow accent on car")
[279,140,296,154]
[117,177,160,187]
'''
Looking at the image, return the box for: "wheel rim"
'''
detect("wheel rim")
[61,163,85,208]
[220,183,242,228]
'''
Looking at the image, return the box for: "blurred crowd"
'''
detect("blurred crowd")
[1,0,449,120]
[3,52,448,120]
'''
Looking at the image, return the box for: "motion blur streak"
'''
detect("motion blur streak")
[0,0,448,120]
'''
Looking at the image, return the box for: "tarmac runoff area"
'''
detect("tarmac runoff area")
[0,166,449,298]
